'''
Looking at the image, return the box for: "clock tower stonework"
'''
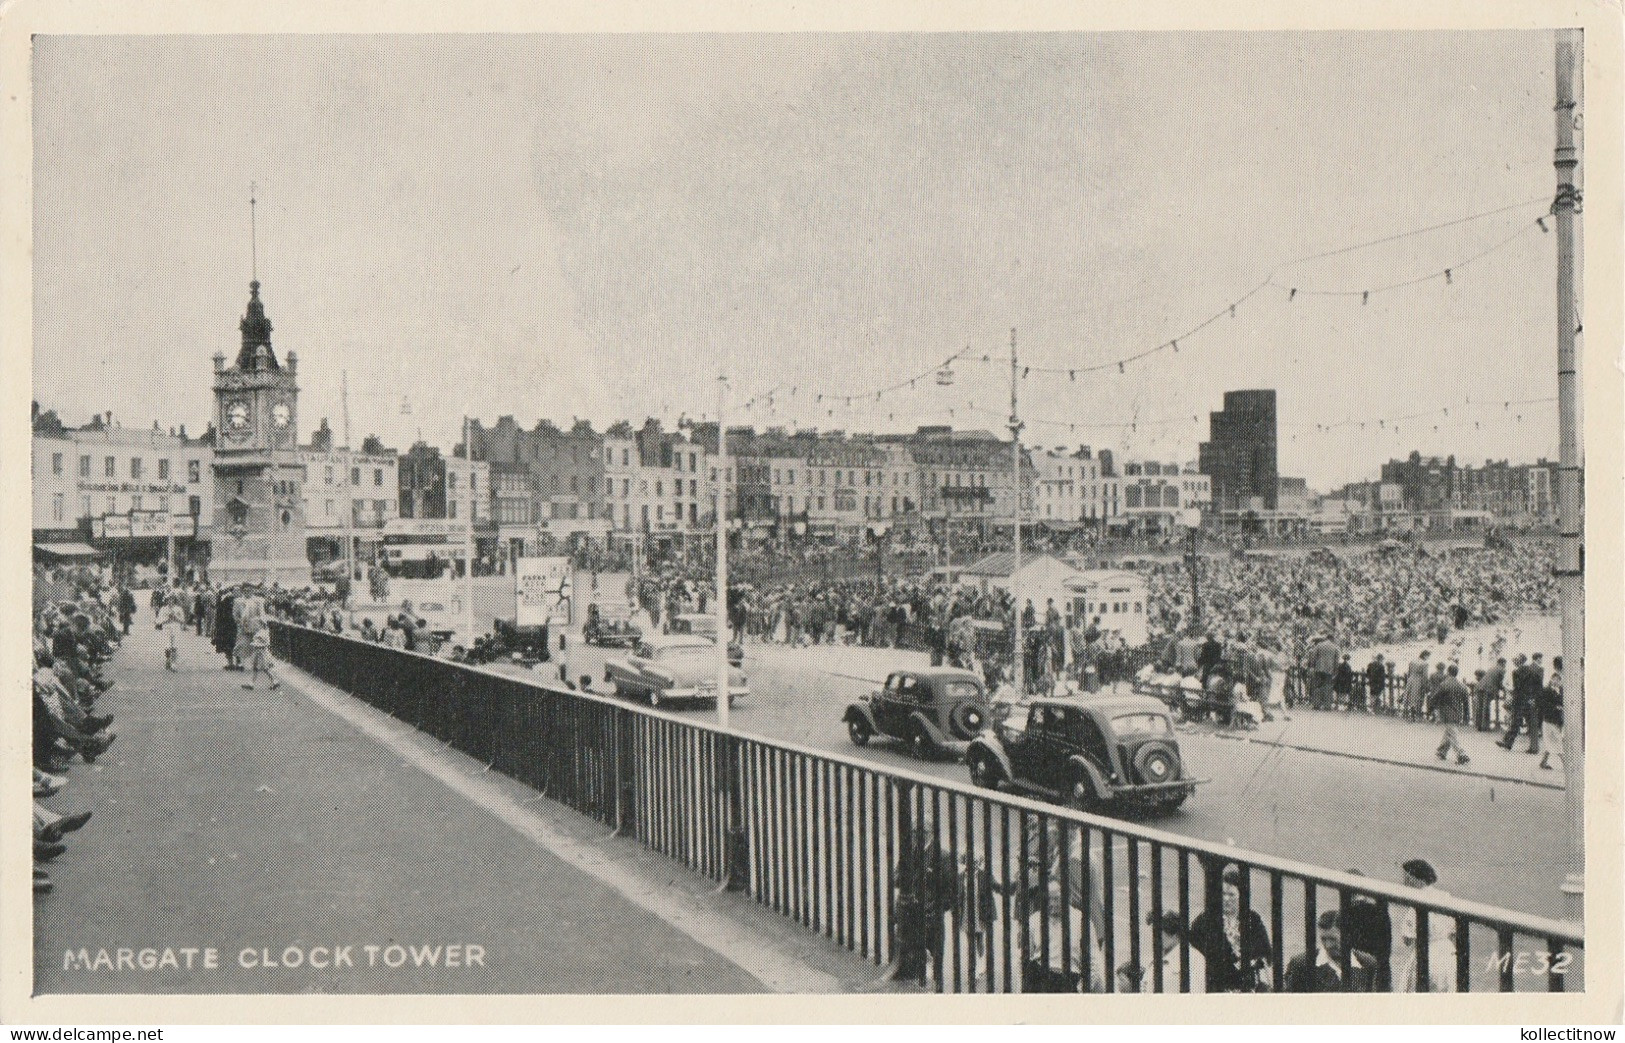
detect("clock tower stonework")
[207,280,311,586]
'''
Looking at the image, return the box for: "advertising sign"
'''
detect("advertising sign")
[941,485,993,503]
[515,556,572,626]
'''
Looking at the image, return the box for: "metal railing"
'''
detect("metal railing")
[271,621,1583,993]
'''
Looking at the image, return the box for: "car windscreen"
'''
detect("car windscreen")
[655,644,711,661]
[940,681,983,703]
[1111,712,1172,736]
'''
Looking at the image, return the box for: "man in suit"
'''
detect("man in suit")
[1285,910,1378,992]
[1499,654,1541,753]
[1476,658,1507,732]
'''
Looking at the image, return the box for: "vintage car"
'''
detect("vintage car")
[667,612,744,667]
[843,668,993,759]
[965,695,1203,816]
[604,634,748,709]
[583,603,641,648]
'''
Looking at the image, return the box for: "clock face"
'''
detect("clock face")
[271,402,291,429]
[226,401,250,430]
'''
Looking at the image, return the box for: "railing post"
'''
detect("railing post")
[723,734,748,891]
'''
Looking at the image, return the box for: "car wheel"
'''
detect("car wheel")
[847,716,872,747]
[968,752,1000,790]
[1068,775,1100,813]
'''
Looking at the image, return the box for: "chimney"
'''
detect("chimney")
[213,351,226,374]
[287,350,298,375]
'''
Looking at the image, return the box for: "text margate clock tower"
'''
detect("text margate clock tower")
[207,279,311,586]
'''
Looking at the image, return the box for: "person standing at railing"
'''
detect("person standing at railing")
[1011,818,1107,993]
[1148,911,1206,993]
[1189,865,1273,992]
[1284,911,1378,992]
[1397,858,1456,993]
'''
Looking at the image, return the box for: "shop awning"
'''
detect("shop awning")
[34,542,103,559]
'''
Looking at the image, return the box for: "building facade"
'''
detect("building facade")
[468,416,608,551]
[1198,389,1279,513]
[299,419,399,563]
[32,409,213,564]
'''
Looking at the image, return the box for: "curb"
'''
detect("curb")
[1202,730,1566,791]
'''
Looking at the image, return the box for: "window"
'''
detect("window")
[622,449,630,466]
[157,495,169,512]
[130,457,143,480]
[324,465,335,484]
[80,495,90,518]
[189,496,201,517]
[52,493,64,522]
[351,467,361,485]
[106,495,117,514]
[449,500,457,519]
[104,456,116,478]
[78,455,90,477]
[131,494,143,511]
[325,499,334,517]
[51,452,63,476]
[158,458,170,480]
[189,460,201,483]
[656,505,664,522]
[374,468,383,487]
[570,475,579,494]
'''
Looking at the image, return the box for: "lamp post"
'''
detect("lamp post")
[1552,27,1584,920]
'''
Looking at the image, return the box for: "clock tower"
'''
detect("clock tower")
[207,279,311,586]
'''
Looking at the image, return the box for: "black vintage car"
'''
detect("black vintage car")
[965,695,1202,816]
[843,668,993,759]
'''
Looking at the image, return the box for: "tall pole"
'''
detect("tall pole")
[342,370,355,604]
[1009,327,1025,694]
[1187,523,1201,630]
[1553,27,1584,919]
[463,413,476,648]
[716,375,731,728]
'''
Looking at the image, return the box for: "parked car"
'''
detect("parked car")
[965,695,1202,816]
[584,602,641,648]
[843,668,993,759]
[604,634,748,709]
[667,612,744,666]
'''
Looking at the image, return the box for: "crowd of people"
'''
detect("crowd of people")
[31,565,120,895]
[885,811,1461,994]
[1142,539,1558,662]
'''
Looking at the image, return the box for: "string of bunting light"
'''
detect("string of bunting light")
[731,194,1555,412]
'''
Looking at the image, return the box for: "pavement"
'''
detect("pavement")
[33,607,885,994]
[1184,705,1566,791]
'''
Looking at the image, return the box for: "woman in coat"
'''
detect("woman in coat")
[1189,865,1274,992]
[212,588,239,669]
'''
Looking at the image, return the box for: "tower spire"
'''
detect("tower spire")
[250,181,257,282]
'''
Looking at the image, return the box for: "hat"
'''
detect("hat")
[1401,858,1437,885]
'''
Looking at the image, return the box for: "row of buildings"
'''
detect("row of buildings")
[29,281,1554,578]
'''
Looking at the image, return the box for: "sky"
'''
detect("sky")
[31,31,1575,490]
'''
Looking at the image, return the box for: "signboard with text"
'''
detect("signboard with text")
[515,556,572,627]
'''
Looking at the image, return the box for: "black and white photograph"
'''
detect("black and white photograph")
[7,3,1621,1025]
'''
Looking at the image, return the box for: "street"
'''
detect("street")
[531,628,1572,923]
